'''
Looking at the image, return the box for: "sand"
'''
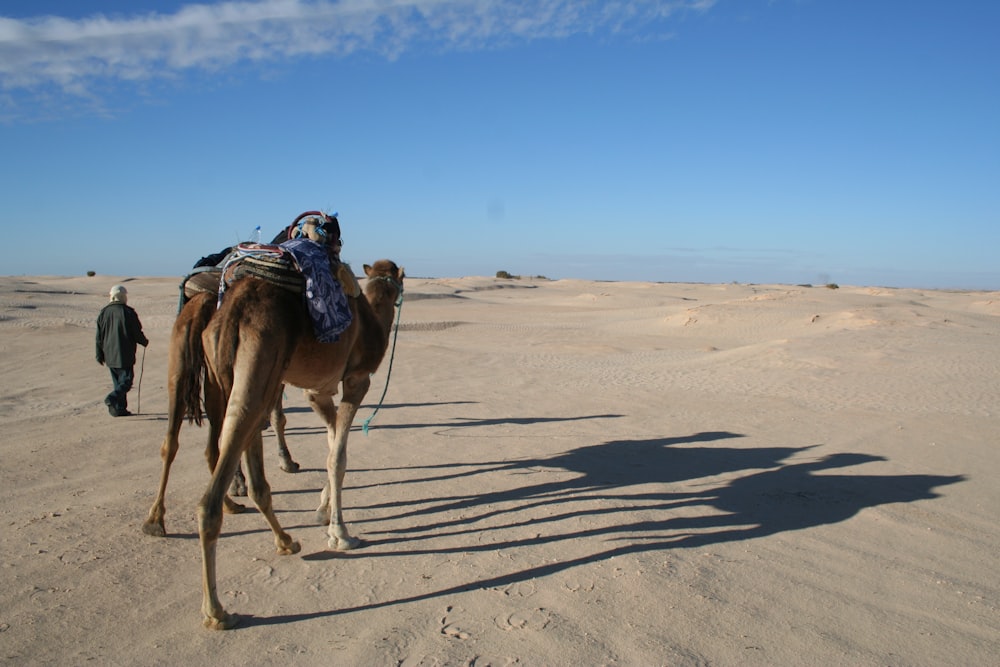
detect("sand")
[1,273,998,666]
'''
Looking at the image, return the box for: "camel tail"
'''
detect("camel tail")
[171,292,217,426]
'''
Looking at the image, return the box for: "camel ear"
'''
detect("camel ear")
[363,264,373,277]
[398,266,405,280]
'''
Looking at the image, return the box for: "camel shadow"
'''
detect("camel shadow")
[365,401,479,410]
[364,439,962,550]
[351,412,625,432]
[271,412,624,440]
[239,431,966,628]
[277,400,480,417]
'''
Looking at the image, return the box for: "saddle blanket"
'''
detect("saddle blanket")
[280,238,353,343]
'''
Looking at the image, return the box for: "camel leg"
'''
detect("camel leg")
[144,382,245,536]
[232,392,296,494]
[310,392,335,527]
[144,311,203,537]
[142,409,183,537]
[307,392,362,551]
[315,481,332,526]
[197,423,246,631]
[230,464,248,497]
[199,400,298,629]
[272,389,299,473]
[244,431,300,556]
[311,372,372,552]
[233,394,305,491]
[145,291,214,537]
[204,379,247,513]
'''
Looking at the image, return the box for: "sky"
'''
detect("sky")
[1,1,998,288]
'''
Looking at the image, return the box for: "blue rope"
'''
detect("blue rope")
[362,293,403,435]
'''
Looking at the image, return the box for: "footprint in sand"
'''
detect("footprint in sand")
[494,608,551,631]
[440,605,472,640]
[494,580,537,598]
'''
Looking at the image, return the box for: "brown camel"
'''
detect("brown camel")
[144,212,345,536]
[197,259,403,629]
[141,293,299,538]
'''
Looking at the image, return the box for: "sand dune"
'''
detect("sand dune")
[1,274,997,665]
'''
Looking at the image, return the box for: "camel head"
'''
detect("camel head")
[363,260,405,306]
[364,260,404,283]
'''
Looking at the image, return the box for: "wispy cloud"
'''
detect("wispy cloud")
[0,0,714,99]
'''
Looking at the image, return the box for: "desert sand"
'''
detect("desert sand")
[1,272,998,665]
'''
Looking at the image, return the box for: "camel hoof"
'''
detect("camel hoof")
[203,611,240,631]
[329,535,363,551]
[279,460,300,473]
[277,539,302,556]
[223,497,247,514]
[142,521,166,538]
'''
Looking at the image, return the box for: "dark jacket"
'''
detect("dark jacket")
[96,303,148,368]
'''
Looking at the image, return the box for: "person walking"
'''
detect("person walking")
[96,284,149,417]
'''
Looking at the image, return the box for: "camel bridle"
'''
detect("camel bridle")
[368,275,404,307]
[361,274,403,434]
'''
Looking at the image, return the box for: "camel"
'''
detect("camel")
[144,212,343,537]
[196,259,403,629]
[141,291,300,538]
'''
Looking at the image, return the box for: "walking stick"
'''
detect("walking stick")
[137,345,146,415]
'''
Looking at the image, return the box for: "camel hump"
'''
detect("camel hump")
[337,262,361,298]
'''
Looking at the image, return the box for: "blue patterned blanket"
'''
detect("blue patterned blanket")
[279,238,352,343]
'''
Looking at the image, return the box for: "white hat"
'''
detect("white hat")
[109,285,128,304]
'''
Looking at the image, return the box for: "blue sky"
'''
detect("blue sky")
[1,1,998,288]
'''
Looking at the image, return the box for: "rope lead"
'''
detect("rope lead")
[362,295,403,435]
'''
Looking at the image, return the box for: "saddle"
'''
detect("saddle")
[222,243,306,295]
[178,241,361,343]
[178,245,300,308]
[180,244,360,305]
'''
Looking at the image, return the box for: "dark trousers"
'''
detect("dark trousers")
[106,367,134,414]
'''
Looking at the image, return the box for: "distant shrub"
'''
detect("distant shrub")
[496,270,516,279]
[86,270,96,277]
[825,283,840,290]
